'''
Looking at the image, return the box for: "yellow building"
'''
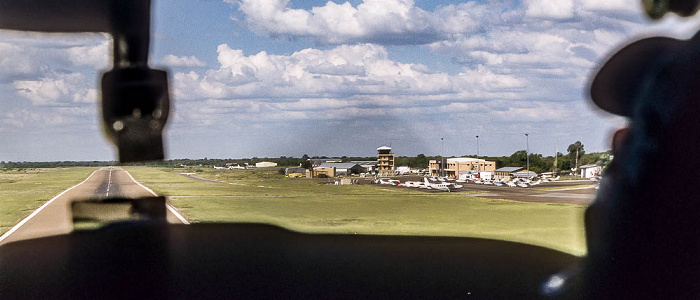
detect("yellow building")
[377,146,395,176]
[311,167,335,178]
[429,157,496,178]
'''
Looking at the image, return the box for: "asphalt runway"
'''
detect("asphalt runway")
[0,167,188,246]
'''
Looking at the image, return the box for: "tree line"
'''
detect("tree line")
[2,141,610,174]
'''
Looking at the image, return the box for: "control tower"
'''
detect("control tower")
[377,146,395,176]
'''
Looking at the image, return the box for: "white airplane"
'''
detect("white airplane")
[213,166,226,170]
[506,181,517,187]
[423,178,451,192]
[403,181,424,188]
[376,179,401,186]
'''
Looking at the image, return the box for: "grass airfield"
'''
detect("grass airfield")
[0,166,588,255]
[125,167,587,256]
[0,167,95,235]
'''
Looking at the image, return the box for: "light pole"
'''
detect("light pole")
[525,133,530,179]
[476,135,480,178]
[440,137,445,177]
[575,144,580,171]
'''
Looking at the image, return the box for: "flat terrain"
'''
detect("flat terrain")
[0,167,186,245]
[125,167,589,255]
[0,166,591,254]
[465,181,596,205]
[0,167,94,235]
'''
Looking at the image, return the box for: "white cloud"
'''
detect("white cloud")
[2,109,40,128]
[580,0,640,13]
[13,72,98,106]
[166,42,539,134]
[172,43,523,103]
[525,0,574,19]
[232,0,658,46]
[161,54,207,67]
[233,0,502,45]
[0,42,45,82]
[67,39,110,69]
[1,107,89,128]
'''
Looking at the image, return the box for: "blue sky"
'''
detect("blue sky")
[2,0,700,161]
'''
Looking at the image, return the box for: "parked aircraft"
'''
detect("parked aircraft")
[376,178,400,186]
[423,178,452,192]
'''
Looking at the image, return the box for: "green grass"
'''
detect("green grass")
[125,167,587,256]
[0,168,95,235]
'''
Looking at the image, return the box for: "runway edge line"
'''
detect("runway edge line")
[0,170,99,244]
[123,169,190,225]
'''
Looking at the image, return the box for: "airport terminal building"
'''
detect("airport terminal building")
[429,157,496,178]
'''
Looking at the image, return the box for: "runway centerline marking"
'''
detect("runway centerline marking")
[106,168,112,197]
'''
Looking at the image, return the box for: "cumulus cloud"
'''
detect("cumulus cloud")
[67,39,110,69]
[161,54,207,67]
[524,0,574,19]
[0,32,109,84]
[0,42,46,82]
[172,43,522,103]
[228,0,691,106]
[14,72,98,106]
[166,42,542,134]
[232,0,658,46]
[233,0,503,45]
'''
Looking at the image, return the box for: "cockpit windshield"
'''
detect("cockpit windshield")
[1,0,697,255]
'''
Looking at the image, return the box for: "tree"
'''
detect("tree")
[567,141,584,169]
[509,150,528,167]
[300,154,311,169]
[415,154,428,168]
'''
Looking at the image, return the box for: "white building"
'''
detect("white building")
[579,164,602,178]
[395,166,411,175]
[255,161,278,168]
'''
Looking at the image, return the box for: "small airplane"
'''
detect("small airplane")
[423,178,451,192]
[376,178,400,185]
[403,181,423,188]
